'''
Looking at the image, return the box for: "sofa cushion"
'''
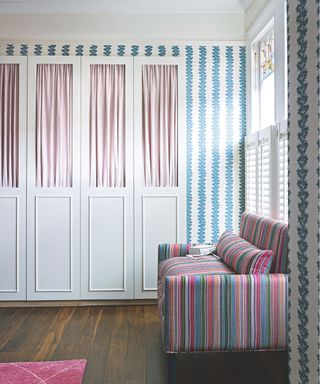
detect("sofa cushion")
[216,231,273,274]
[239,212,288,273]
[159,255,234,283]
[158,256,235,341]
[158,256,234,309]
[158,257,235,311]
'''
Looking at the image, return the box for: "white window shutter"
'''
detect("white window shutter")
[278,133,288,222]
[246,144,257,213]
[245,127,273,218]
[258,140,271,217]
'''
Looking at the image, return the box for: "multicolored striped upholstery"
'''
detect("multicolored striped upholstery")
[158,243,214,263]
[158,213,289,354]
[159,274,288,353]
[159,256,234,282]
[239,212,288,273]
[158,243,193,262]
[216,231,273,274]
[158,256,235,343]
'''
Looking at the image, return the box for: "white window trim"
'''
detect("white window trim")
[246,0,287,135]
[246,0,288,221]
[251,18,275,132]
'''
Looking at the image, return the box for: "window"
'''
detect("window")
[246,1,288,222]
[257,139,271,217]
[252,25,275,132]
[278,122,288,222]
[259,28,275,129]
[245,142,257,214]
[246,128,273,218]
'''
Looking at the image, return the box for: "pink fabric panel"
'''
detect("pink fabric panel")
[142,65,178,187]
[36,64,73,187]
[0,359,87,383]
[89,64,126,187]
[0,64,19,188]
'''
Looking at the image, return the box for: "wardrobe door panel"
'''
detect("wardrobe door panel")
[134,57,186,299]
[142,196,178,291]
[81,57,134,300]
[0,197,19,292]
[89,196,125,291]
[0,57,27,300]
[35,197,72,292]
[27,56,80,300]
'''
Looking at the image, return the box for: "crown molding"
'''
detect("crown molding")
[239,0,254,12]
[0,0,247,15]
[246,0,281,42]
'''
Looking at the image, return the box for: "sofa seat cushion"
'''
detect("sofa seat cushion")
[158,255,235,282]
[158,257,235,304]
[216,231,273,274]
[158,256,235,345]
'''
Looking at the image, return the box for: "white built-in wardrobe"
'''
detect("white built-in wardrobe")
[0,55,186,301]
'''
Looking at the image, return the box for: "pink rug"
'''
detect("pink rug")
[0,359,87,384]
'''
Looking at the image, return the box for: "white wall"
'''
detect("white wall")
[0,13,245,41]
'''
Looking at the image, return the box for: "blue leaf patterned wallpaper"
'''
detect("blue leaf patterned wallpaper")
[287,1,320,382]
[0,41,246,242]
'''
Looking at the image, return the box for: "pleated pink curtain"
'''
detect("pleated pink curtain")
[142,65,178,187]
[36,64,73,187]
[0,64,19,188]
[89,64,126,187]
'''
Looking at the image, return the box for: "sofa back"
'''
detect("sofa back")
[239,212,288,273]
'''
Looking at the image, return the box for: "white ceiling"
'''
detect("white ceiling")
[0,0,254,14]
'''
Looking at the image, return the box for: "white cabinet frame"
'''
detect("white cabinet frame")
[0,55,187,302]
[27,56,81,300]
[0,57,27,300]
[80,56,134,299]
[133,57,186,299]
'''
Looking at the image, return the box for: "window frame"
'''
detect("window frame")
[251,18,275,132]
[246,0,288,222]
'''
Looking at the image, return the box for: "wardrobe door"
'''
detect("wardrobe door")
[27,57,81,300]
[134,57,186,299]
[0,57,27,300]
[81,57,134,299]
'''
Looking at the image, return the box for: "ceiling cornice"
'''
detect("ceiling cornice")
[0,0,248,14]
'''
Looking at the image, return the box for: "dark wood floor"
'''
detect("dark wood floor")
[0,305,288,383]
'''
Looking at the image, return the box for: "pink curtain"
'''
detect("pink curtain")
[0,64,19,188]
[36,64,73,187]
[90,64,126,187]
[142,65,178,187]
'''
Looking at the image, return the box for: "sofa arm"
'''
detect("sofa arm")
[158,243,192,263]
[158,243,215,263]
[161,273,288,353]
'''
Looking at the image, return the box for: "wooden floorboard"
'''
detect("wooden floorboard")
[145,306,166,384]
[105,307,131,384]
[33,307,75,360]
[125,306,146,382]
[0,305,288,384]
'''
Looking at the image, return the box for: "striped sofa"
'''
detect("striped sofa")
[158,212,289,357]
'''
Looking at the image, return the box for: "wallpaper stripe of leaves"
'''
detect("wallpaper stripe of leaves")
[287,1,320,383]
[0,42,246,242]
